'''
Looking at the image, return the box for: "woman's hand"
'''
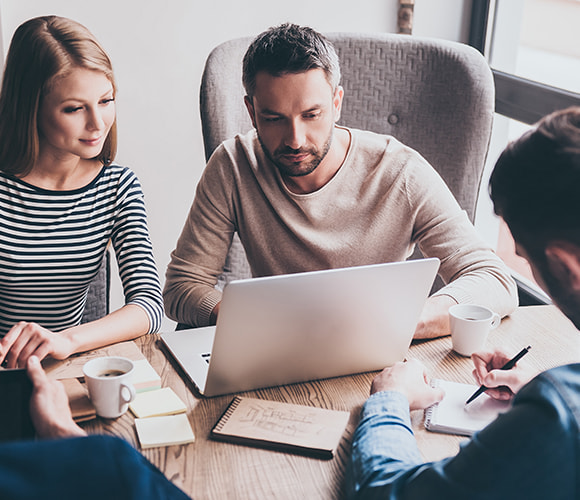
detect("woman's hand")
[0,322,74,369]
[471,348,537,401]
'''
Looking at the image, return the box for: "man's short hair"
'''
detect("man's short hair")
[489,106,580,256]
[242,23,341,98]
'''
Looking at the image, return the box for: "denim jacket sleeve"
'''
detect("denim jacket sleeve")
[348,364,580,500]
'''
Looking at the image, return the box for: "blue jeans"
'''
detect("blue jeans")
[0,434,190,500]
[348,364,580,499]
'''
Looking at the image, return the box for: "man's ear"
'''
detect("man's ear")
[545,242,580,292]
[333,85,344,123]
[244,95,257,128]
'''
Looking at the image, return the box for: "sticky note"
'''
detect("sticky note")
[129,387,187,418]
[135,413,195,449]
[131,359,162,393]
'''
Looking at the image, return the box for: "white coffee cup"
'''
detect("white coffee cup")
[449,304,501,357]
[82,356,136,419]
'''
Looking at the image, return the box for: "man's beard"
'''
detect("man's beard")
[258,129,333,178]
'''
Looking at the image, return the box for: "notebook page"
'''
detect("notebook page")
[425,379,511,436]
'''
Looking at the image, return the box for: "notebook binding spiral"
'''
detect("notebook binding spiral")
[214,396,242,432]
[424,379,440,427]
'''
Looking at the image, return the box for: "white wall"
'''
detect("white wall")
[0,0,472,329]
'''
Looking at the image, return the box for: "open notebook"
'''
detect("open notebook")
[425,379,511,436]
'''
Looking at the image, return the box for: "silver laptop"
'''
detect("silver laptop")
[160,258,439,397]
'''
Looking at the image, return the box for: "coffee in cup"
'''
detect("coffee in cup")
[97,369,127,378]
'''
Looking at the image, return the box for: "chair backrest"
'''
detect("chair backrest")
[200,33,495,286]
[81,251,110,323]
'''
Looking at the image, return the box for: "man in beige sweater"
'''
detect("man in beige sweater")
[164,23,517,339]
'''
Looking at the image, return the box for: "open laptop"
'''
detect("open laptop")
[160,258,439,397]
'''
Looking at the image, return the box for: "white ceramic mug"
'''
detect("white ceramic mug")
[82,356,136,419]
[449,304,501,357]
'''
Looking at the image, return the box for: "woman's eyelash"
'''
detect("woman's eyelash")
[63,98,114,113]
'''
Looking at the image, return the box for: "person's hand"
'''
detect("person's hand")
[413,295,457,339]
[209,302,221,325]
[370,359,445,410]
[471,348,537,401]
[0,322,74,369]
[26,355,86,439]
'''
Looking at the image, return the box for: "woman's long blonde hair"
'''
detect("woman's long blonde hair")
[0,16,117,176]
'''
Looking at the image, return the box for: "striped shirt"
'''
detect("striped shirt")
[0,165,163,336]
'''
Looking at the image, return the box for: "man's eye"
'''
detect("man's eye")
[304,113,320,120]
[263,116,282,122]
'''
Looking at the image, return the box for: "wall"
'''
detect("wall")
[0,0,472,329]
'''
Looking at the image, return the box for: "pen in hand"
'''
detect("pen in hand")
[465,345,532,405]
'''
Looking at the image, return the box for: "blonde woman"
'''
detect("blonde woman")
[0,16,163,368]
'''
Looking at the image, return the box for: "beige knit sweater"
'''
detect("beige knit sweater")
[164,127,517,327]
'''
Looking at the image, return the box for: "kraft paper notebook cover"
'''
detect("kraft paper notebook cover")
[44,341,146,380]
[210,396,350,459]
[61,378,96,423]
[424,379,511,436]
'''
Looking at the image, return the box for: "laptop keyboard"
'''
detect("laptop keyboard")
[201,352,211,364]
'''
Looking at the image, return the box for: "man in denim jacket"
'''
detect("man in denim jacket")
[348,106,580,500]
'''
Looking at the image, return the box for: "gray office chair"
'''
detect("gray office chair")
[81,251,110,323]
[199,32,495,288]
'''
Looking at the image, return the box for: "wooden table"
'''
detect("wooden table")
[79,306,579,499]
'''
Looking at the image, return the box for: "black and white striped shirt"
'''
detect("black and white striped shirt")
[0,165,163,336]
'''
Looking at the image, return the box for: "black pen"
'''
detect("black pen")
[465,345,532,405]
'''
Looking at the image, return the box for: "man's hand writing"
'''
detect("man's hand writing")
[471,348,537,401]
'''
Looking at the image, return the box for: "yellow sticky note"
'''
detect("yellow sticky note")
[135,413,195,449]
[129,387,186,418]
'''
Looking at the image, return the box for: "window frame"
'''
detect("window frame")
[469,0,580,126]
[468,0,580,305]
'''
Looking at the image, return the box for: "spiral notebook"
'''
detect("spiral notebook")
[210,396,350,459]
[424,379,511,436]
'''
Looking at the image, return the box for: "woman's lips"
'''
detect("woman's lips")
[80,136,102,147]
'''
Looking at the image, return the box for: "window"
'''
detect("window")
[490,0,580,94]
[470,0,580,305]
